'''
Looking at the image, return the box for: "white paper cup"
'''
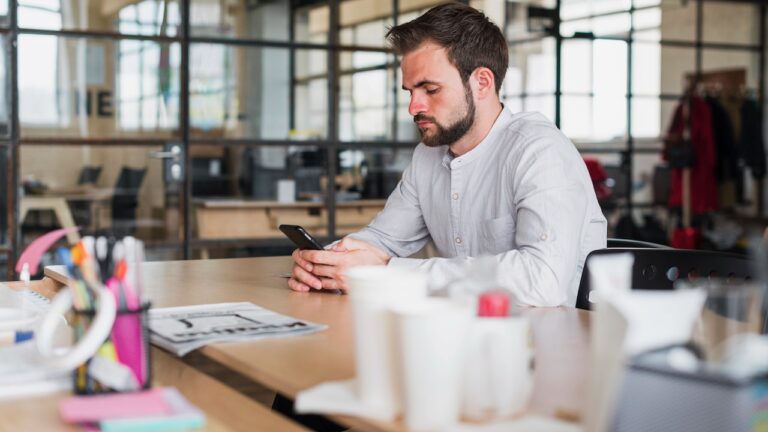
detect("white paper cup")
[392,298,472,430]
[346,266,427,420]
[461,316,532,421]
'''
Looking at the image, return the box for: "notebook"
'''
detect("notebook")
[59,387,205,431]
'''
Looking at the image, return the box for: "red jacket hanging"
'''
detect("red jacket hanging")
[664,96,719,214]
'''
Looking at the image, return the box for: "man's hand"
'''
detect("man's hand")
[287,247,322,292]
[287,237,390,292]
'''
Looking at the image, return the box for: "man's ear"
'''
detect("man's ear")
[470,67,497,99]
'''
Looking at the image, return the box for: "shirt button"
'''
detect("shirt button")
[540,233,548,241]
[452,192,459,200]
[455,236,462,244]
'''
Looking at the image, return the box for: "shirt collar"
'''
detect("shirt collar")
[441,106,513,170]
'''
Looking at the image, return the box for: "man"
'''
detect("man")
[288,3,607,307]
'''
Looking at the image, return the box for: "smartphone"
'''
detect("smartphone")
[279,224,324,250]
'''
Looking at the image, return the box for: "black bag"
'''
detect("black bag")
[665,99,695,169]
[665,136,695,169]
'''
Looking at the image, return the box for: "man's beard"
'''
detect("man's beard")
[414,84,476,148]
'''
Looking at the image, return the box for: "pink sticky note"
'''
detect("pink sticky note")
[59,388,171,423]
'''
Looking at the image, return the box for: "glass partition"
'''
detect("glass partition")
[19,144,184,260]
[189,45,328,141]
[19,0,181,36]
[0,144,8,248]
[19,35,181,139]
[190,0,327,43]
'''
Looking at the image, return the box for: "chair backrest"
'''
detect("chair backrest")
[576,248,753,310]
[77,165,102,185]
[607,238,669,249]
[114,166,146,192]
[112,167,147,222]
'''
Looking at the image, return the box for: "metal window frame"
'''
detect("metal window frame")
[3,0,768,275]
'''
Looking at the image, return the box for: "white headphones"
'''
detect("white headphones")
[36,287,116,371]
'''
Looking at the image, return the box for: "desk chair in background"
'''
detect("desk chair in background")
[112,166,147,237]
[70,165,103,228]
[607,238,669,249]
[77,165,102,185]
[576,246,753,310]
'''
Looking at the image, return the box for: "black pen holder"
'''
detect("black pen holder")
[72,302,152,395]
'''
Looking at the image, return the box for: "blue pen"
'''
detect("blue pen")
[0,330,33,347]
[57,247,73,274]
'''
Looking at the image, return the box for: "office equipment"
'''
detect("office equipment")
[35,236,151,393]
[191,157,227,197]
[614,349,768,432]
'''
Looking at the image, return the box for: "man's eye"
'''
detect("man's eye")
[426,88,439,95]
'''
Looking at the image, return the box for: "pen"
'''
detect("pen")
[0,330,33,347]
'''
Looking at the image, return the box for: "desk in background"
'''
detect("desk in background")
[44,257,589,432]
[20,186,114,241]
[19,197,81,244]
[194,199,386,240]
[194,200,386,258]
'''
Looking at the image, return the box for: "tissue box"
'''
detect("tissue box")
[613,351,768,432]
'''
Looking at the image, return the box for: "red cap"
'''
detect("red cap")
[477,291,510,317]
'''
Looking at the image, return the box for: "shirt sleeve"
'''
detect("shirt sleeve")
[347,155,432,258]
[388,139,593,307]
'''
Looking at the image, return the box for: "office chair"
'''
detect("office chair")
[111,166,147,236]
[576,248,753,310]
[70,165,104,228]
[77,165,102,185]
[606,238,669,249]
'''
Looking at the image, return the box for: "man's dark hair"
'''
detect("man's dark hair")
[386,3,508,94]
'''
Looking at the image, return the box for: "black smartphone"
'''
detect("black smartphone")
[279,224,324,250]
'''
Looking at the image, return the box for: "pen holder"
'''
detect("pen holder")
[72,302,152,395]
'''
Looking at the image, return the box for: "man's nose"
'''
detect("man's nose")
[408,93,427,117]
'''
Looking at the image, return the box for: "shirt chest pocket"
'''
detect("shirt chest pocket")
[480,215,517,254]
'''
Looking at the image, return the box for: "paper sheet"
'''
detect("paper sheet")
[149,302,327,356]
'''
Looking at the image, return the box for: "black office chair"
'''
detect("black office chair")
[111,166,147,236]
[70,165,104,228]
[77,165,102,185]
[576,248,753,310]
[607,238,669,249]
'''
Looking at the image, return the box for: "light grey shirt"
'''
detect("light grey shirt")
[349,108,607,307]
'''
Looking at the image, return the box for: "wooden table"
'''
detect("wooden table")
[44,256,590,432]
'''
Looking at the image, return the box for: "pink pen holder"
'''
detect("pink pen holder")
[72,302,152,395]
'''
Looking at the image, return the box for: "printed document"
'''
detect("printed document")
[149,302,327,356]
